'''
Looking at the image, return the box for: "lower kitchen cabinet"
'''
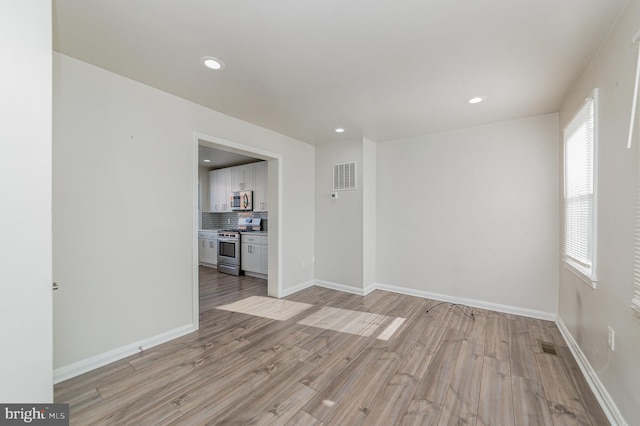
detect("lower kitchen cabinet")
[241,234,267,276]
[198,233,217,267]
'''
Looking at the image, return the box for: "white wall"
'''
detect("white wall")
[315,140,364,289]
[362,138,377,289]
[198,166,211,215]
[53,53,314,371]
[558,0,640,422]
[376,114,560,316]
[0,2,53,401]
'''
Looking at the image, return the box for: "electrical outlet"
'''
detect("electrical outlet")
[607,326,615,351]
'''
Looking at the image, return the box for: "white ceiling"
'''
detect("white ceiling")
[52,0,627,145]
[198,145,260,169]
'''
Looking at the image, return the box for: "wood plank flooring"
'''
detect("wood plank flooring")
[54,267,609,425]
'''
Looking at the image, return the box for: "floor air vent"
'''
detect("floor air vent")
[539,341,558,356]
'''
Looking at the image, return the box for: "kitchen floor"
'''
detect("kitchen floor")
[54,267,608,425]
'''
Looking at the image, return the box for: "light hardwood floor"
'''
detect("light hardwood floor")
[54,267,609,425]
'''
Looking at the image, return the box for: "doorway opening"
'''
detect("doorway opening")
[192,132,282,329]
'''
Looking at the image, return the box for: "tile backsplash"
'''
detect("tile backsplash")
[202,211,268,231]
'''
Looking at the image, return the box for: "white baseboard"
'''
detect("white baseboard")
[315,279,369,296]
[53,323,197,384]
[244,271,267,280]
[280,279,315,297]
[556,318,627,426]
[374,282,556,321]
[291,280,555,320]
[363,282,376,295]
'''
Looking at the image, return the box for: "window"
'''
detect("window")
[563,89,598,287]
[633,147,640,313]
[630,43,640,315]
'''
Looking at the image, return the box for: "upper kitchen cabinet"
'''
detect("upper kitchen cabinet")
[209,168,231,212]
[230,164,255,192]
[208,161,268,212]
[243,164,255,191]
[253,161,268,212]
[209,169,219,212]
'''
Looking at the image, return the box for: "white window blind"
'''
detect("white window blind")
[563,91,597,283]
[633,145,640,313]
[629,33,640,315]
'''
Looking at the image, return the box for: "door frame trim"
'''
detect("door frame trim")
[192,132,283,330]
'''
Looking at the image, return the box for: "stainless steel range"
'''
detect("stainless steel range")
[217,229,242,276]
[217,218,262,276]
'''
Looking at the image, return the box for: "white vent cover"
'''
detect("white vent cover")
[333,162,357,191]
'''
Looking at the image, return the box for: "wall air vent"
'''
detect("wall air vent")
[333,162,357,191]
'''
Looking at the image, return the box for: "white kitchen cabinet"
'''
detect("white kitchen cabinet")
[219,168,231,212]
[199,240,217,266]
[210,163,265,211]
[242,164,255,191]
[230,166,244,192]
[199,232,218,267]
[208,170,219,212]
[241,243,259,273]
[241,234,267,276]
[253,161,268,212]
[229,163,255,192]
[198,238,206,263]
[205,237,217,265]
[210,168,231,212]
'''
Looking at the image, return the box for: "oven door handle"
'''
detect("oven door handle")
[217,238,238,243]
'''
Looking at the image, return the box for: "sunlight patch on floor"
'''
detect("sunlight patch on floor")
[376,317,406,341]
[297,306,404,339]
[216,296,406,340]
[216,296,314,321]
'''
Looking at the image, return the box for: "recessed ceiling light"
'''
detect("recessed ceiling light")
[468,96,485,104]
[200,56,225,70]
[335,128,345,133]
[203,159,211,163]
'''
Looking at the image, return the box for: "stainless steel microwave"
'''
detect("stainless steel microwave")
[230,190,253,211]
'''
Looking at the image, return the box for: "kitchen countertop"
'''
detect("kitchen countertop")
[199,229,267,235]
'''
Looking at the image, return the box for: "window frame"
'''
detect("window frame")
[562,88,599,289]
